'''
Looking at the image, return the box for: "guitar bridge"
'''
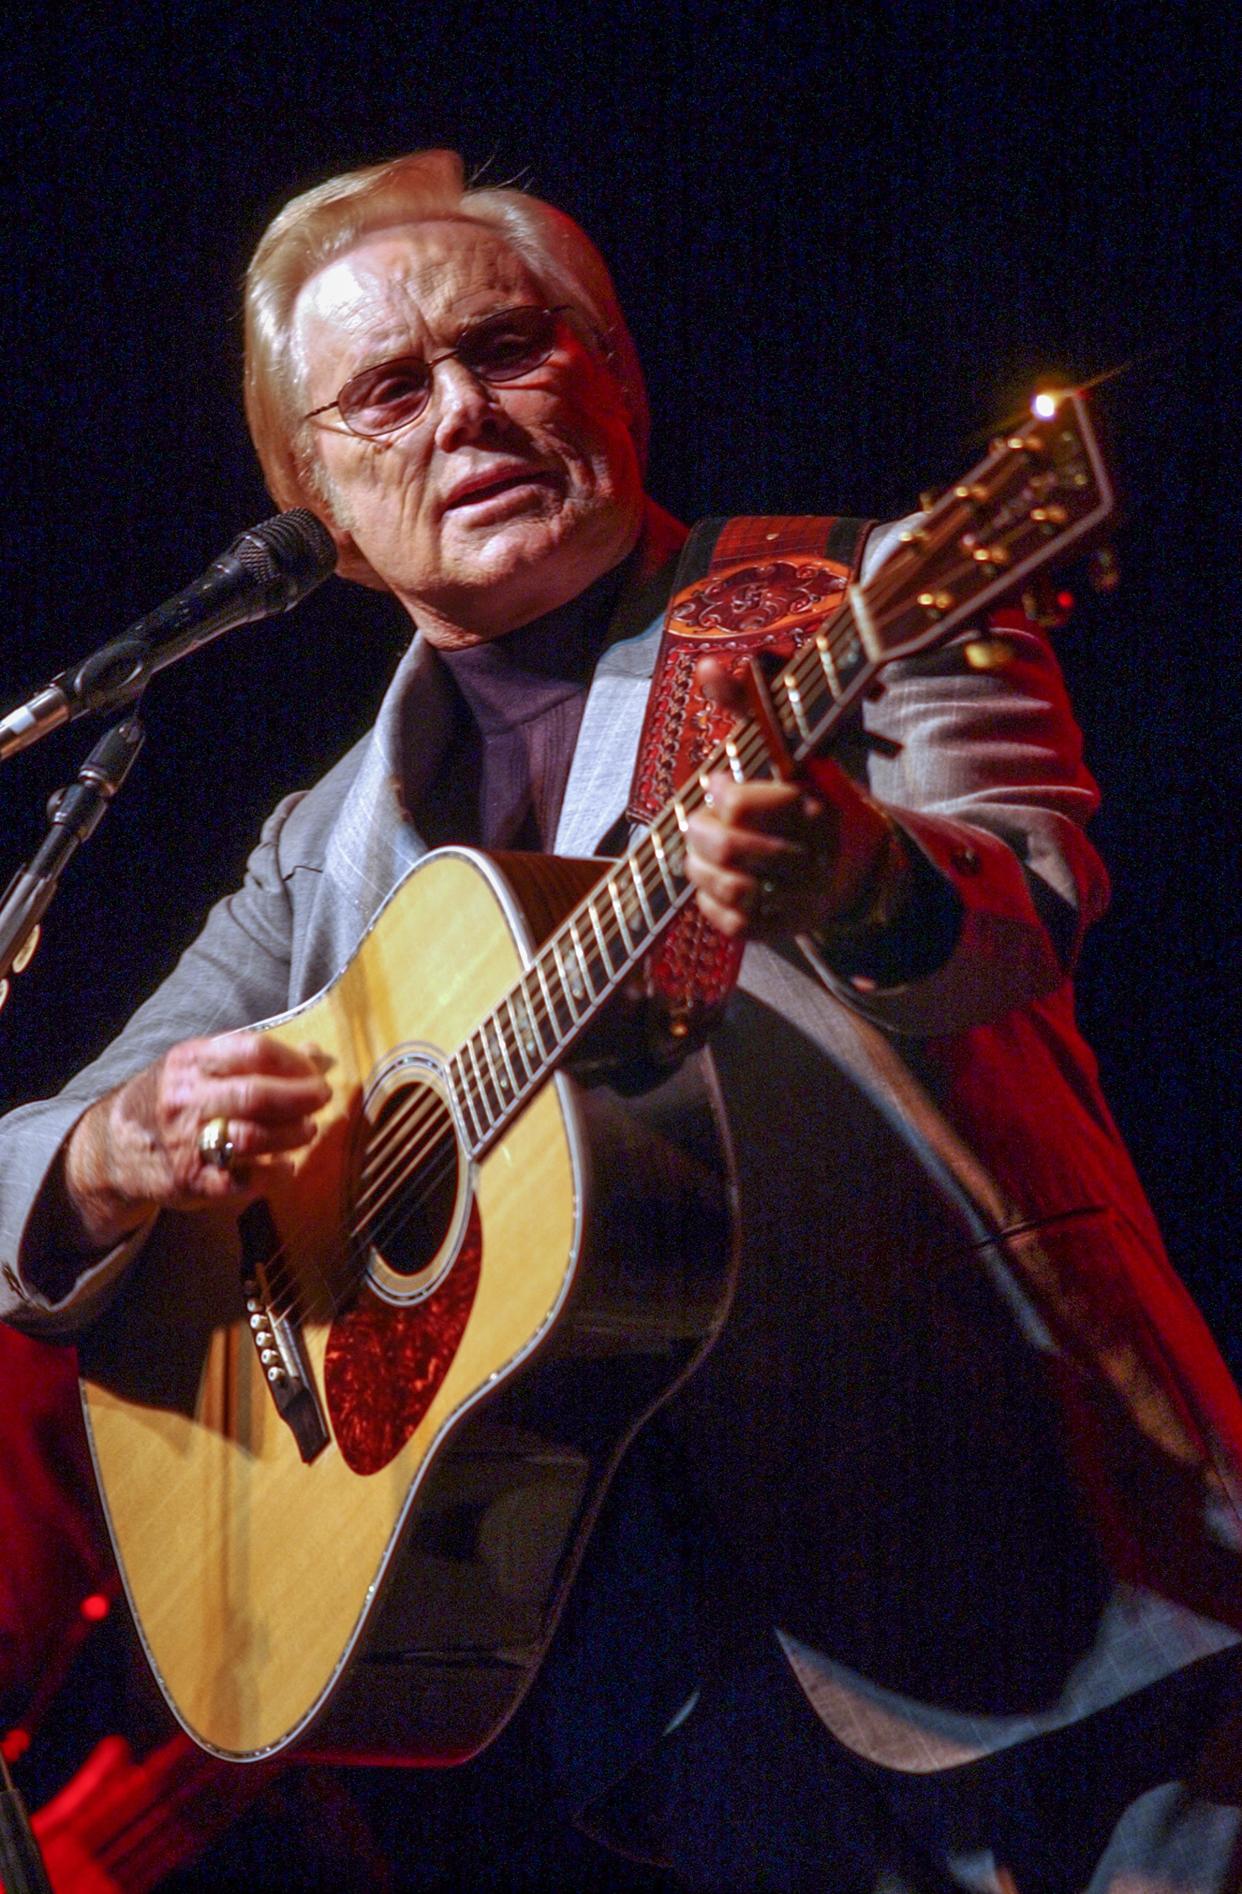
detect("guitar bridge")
[239,1202,330,1463]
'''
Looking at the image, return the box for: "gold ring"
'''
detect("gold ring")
[197,1116,236,1172]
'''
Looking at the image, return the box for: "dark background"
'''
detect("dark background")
[0,16,1235,1369]
[0,2,1237,1883]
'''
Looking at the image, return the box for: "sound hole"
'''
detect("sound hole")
[360,1079,461,1286]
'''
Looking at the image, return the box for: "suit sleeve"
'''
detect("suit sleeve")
[803,555,1109,1038]
[0,792,308,1334]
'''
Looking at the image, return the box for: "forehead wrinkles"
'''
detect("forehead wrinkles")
[292,224,541,398]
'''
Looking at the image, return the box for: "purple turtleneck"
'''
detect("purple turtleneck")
[435,557,630,853]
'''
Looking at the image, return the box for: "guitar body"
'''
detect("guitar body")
[75,395,1111,1770]
[79,847,737,1763]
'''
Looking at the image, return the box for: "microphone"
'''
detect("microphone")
[0,510,338,760]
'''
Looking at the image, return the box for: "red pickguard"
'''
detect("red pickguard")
[324,1202,483,1475]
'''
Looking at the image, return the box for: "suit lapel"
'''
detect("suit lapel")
[555,511,685,859]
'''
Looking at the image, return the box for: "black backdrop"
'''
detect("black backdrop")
[1,2,1236,1371]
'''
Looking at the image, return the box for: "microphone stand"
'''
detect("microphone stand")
[0,712,148,1886]
[0,712,145,1003]
[0,712,147,1885]
[0,1748,52,1894]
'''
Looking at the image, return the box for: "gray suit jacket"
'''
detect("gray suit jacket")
[2,507,1239,1768]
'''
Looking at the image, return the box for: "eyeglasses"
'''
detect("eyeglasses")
[302,304,573,439]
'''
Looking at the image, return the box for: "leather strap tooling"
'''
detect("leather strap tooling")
[628,514,872,1034]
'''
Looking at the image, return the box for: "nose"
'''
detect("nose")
[431,357,498,451]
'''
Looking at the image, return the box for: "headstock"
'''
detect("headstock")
[852,390,1114,665]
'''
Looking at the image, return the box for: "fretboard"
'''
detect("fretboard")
[441,390,1113,1156]
[445,601,872,1155]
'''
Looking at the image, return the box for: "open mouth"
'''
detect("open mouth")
[444,469,561,511]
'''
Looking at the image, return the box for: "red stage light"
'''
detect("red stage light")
[80,1592,111,1623]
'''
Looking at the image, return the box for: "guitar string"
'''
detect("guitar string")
[259,538,983,1327]
[256,483,1019,1316]
[255,529,1001,1327]
[253,482,1062,1328]
[253,640,848,1331]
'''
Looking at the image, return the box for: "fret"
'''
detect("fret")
[447,1051,485,1148]
[521,969,557,1060]
[847,580,881,663]
[650,822,680,897]
[533,952,568,1045]
[487,1011,519,1099]
[782,674,812,743]
[557,931,588,1008]
[723,733,746,782]
[542,942,581,1034]
[608,875,636,954]
[815,632,842,699]
[506,988,540,1076]
[628,853,657,933]
[476,1026,508,1116]
[587,896,621,979]
[643,845,675,919]
[568,918,601,999]
[465,1034,500,1129]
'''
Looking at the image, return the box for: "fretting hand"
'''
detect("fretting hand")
[682,659,902,943]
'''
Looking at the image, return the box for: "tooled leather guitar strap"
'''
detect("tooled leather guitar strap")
[628,514,872,1036]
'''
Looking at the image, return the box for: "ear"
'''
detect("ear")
[331,532,393,593]
[307,504,392,593]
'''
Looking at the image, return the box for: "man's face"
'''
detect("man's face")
[294,221,645,645]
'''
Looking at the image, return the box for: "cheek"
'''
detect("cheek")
[547,401,640,498]
[325,440,433,543]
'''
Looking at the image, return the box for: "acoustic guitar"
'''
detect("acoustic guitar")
[79,393,1113,1764]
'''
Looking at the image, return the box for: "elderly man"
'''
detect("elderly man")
[2,151,1241,1891]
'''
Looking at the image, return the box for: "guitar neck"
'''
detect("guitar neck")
[445,392,1113,1157]
[445,612,875,1157]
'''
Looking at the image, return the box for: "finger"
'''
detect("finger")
[192,1032,331,1081]
[203,1114,321,1165]
[702,771,805,834]
[686,800,805,874]
[182,1153,298,1207]
[691,883,753,941]
[695,657,749,717]
[685,853,763,920]
[199,1071,334,1126]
